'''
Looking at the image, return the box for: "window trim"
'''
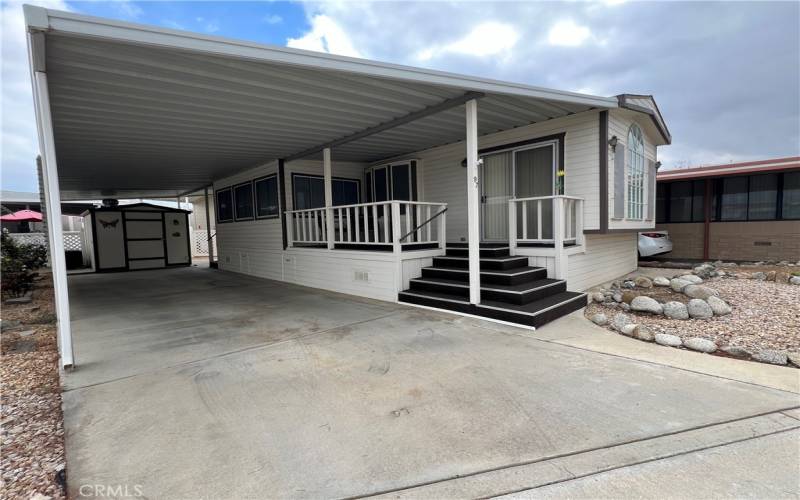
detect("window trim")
[290,173,362,210]
[365,159,419,202]
[253,173,280,220]
[625,124,646,220]
[233,181,255,221]
[215,186,234,224]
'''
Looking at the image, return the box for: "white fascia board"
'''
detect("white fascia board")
[29,6,619,110]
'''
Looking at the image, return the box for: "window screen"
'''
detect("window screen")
[782,171,800,219]
[216,188,233,222]
[293,175,359,209]
[668,181,692,222]
[255,175,279,218]
[656,183,668,223]
[691,180,706,222]
[333,180,360,206]
[747,174,777,220]
[391,164,411,201]
[374,167,388,202]
[720,177,748,221]
[234,182,254,220]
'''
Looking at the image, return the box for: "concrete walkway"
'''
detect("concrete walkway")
[63,267,800,499]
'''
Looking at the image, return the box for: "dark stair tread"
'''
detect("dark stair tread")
[435,255,527,263]
[446,242,509,248]
[398,289,470,303]
[411,277,563,293]
[478,291,586,315]
[424,265,545,276]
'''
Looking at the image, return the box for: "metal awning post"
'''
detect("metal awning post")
[29,34,74,367]
[323,148,335,249]
[465,99,481,305]
[204,186,214,265]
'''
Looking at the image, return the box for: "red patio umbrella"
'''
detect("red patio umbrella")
[0,210,43,222]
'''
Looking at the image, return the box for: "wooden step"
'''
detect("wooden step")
[409,277,566,305]
[421,266,548,285]
[445,246,510,258]
[432,255,530,270]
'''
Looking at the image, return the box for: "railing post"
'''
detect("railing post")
[576,199,585,246]
[508,200,517,256]
[285,212,294,247]
[553,197,566,280]
[391,202,402,255]
[204,186,214,266]
[438,204,447,249]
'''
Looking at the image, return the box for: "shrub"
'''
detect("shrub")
[1,231,45,298]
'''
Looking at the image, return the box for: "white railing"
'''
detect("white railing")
[7,231,84,251]
[508,196,584,280]
[286,201,447,251]
[508,196,584,246]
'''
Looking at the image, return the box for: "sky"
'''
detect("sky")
[1,0,799,193]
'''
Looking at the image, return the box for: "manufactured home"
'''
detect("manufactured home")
[24,6,670,367]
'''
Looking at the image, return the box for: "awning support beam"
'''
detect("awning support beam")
[285,91,485,161]
[30,64,74,368]
[465,99,481,305]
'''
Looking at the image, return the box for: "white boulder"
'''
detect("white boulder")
[687,299,713,319]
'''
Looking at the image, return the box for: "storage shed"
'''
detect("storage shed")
[82,203,192,272]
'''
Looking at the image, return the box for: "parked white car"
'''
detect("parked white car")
[638,231,673,257]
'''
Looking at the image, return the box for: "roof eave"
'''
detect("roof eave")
[617,94,672,145]
[24,5,618,110]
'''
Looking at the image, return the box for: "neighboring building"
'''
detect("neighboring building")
[656,157,800,261]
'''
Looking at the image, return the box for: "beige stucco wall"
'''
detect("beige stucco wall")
[657,221,800,261]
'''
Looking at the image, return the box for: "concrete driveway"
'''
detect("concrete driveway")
[64,267,800,499]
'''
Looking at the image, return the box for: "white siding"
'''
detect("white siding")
[393,110,602,241]
[608,109,658,230]
[566,233,638,291]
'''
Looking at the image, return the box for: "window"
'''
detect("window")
[234,182,254,220]
[783,171,800,219]
[668,181,693,222]
[720,176,748,221]
[215,187,233,223]
[626,124,646,220]
[373,167,388,202]
[365,162,418,203]
[254,175,279,218]
[657,180,707,223]
[656,183,668,223]
[292,174,360,210]
[691,180,705,222]
[747,174,777,220]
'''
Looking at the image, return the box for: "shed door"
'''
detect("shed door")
[165,213,190,265]
[93,211,125,270]
[124,211,165,270]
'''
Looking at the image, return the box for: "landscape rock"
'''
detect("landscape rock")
[684,337,717,353]
[611,313,632,332]
[752,271,767,281]
[790,276,800,285]
[0,319,21,331]
[653,276,670,287]
[679,274,703,284]
[622,280,636,289]
[683,284,719,300]
[752,349,788,365]
[655,333,682,347]
[787,352,800,367]
[634,276,653,288]
[621,291,637,304]
[765,271,777,282]
[630,296,663,314]
[775,271,791,284]
[693,264,715,279]
[706,296,732,316]
[590,313,608,326]
[670,278,692,292]
[662,301,689,320]
[18,330,36,337]
[620,324,637,336]
[612,293,623,303]
[633,325,655,342]
[721,345,751,358]
[591,292,605,303]
[687,298,713,319]
[620,303,631,311]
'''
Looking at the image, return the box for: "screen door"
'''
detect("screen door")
[480,152,512,241]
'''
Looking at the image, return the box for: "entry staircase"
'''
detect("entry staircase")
[398,243,586,328]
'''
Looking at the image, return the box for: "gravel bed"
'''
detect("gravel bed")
[1,273,66,500]
[586,277,800,354]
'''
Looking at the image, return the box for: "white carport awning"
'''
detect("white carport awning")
[26,6,619,200]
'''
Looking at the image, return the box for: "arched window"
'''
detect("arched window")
[626,124,645,219]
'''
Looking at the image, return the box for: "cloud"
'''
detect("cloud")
[1,0,70,192]
[114,0,142,20]
[547,20,591,47]
[287,15,362,58]
[417,21,519,61]
[263,14,283,25]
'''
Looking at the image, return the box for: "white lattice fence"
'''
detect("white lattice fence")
[8,231,83,251]
[191,230,217,257]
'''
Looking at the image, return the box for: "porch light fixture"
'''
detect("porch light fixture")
[655,161,662,170]
[608,135,618,151]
